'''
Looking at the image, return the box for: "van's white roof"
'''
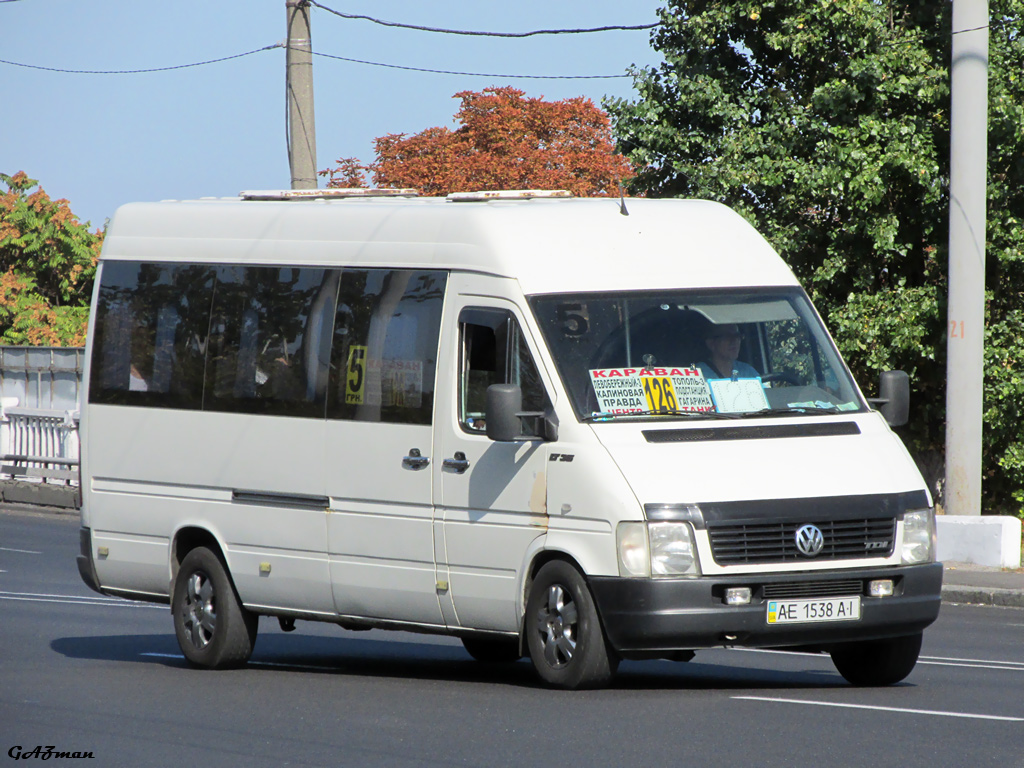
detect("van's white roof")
[100,196,798,295]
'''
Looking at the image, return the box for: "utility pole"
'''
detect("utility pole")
[286,0,317,189]
[945,0,988,515]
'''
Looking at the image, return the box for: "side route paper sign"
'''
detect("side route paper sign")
[706,377,769,413]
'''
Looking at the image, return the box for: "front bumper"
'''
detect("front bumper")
[590,563,942,652]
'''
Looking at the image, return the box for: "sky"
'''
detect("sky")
[1,0,666,230]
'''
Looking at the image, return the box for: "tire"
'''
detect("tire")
[525,560,618,689]
[830,632,922,686]
[461,636,522,664]
[172,547,258,669]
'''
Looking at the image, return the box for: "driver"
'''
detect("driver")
[698,323,759,379]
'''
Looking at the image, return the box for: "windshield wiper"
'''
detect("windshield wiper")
[583,404,847,422]
[583,409,741,422]
[742,405,842,418]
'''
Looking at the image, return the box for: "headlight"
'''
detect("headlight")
[649,522,699,576]
[616,521,700,578]
[901,508,936,564]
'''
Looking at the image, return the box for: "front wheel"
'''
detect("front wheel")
[830,632,922,686]
[172,547,258,669]
[525,561,618,689]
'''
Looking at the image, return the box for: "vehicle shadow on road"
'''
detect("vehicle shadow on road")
[50,631,881,691]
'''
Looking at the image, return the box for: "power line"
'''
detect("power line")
[952,18,1021,35]
[310,49,631,79]
[0,43,634,80]
[308,0,658,37]
[0,44,282,74]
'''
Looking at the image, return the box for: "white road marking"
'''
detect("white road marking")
[733,695,1024,722]
[0,546,43,554]
[918,655,1024,672]
[729,647,1024,672]
[921,654,1024,666]
[0,590,163,608]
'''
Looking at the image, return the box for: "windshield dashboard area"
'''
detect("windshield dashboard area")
[530,288,866,422]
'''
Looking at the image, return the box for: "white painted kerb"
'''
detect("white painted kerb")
[936,515,1022,569]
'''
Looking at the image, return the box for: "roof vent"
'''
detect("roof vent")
[446,190,574,202]
[239,188,420,201]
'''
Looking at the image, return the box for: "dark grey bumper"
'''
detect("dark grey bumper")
[76,526,103,595]
[590,563,942,652]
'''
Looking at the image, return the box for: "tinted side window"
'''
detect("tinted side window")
[327,270,447,425]
[204,267,338,417]
[459,309,548,434]
[88,261,214,409]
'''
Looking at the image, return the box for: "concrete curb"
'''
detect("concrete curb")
[941,585,1024,609]
[0,480,79,509]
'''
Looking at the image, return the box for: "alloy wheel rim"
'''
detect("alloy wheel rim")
[181,571,217,649]
[535,583,578,668]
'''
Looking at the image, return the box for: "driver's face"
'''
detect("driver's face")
[706,325,742,359]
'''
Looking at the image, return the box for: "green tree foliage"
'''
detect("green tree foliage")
[607,1,1024,512]
[0,172,102,346]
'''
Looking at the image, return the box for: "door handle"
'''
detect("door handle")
[442,451,470,474]
[402,448,430,470]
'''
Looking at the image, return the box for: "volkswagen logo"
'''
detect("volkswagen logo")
[795,524,825,557]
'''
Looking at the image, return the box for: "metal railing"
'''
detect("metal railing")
[0,346,84,486]
[0,405,80,484]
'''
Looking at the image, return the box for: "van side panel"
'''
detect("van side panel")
[325,421,442,626]
[324,268,448,627]
[87,406,333,614]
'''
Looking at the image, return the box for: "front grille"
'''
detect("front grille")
[708,518,895,565]
[762,579,863,599]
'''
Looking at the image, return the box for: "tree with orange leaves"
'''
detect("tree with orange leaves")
[0,172,102,346]
[321,87,634,197]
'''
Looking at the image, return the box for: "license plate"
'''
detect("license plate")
[766,596,861,625]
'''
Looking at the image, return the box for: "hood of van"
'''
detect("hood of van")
[590,413,926,507]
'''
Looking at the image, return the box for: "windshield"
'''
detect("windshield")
[530,288,865,422]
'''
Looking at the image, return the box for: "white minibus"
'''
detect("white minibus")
[77,189,941,689]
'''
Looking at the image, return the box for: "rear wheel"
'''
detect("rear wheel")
[461,636,522,663]
[830,632,922,686]
[172,547,258,669]
[525,560,617,689]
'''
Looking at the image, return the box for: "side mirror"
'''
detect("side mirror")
[486,384,523,442]
[485,384,557,442]
[869,370,909,427]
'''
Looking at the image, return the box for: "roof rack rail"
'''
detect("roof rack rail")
[446,190,573,202]
[239,188,420,201]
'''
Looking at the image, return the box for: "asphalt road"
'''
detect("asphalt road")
[2,508,1023,768]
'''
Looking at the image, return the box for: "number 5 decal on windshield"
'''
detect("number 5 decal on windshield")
[556,303,589,337]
